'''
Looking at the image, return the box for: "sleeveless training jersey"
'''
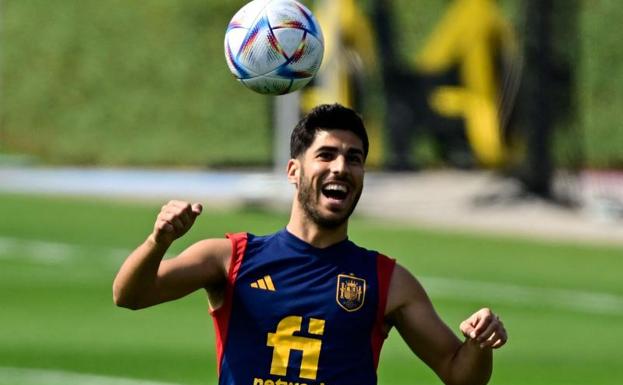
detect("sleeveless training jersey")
[211,229,396,385]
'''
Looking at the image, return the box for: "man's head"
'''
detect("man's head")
[288,104,368,229]
[290,103,369,160]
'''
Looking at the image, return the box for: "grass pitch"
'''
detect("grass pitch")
[1,193,622,385]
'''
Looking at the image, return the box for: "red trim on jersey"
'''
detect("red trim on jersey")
[371,253,396,369]
[211,232,248,376]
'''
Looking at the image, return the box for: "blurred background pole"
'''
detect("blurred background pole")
[519,0,580,199]
[520,0,554,197]
[0,0,3,134]
[371,0,420,171]
[273,92,300,173]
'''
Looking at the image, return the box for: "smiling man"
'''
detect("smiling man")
[113,104,507,385]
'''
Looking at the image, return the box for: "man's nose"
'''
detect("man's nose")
[330,155,348,175]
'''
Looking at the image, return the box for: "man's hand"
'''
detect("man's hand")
[460,308,507,349]
[150,200,203,246]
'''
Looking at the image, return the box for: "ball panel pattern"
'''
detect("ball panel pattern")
[279,33,322,77]
[224,0,324,95]
[241,75,293,95]
[271,28,305,58]
[227,0,271,29]
[237,16,287,77]
[266,0,323,41]
[224,28,252,78]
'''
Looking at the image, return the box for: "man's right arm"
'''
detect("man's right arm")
[112,200,232,310]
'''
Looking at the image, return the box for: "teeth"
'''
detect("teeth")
[324,184,347,192]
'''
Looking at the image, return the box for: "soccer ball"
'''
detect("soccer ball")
[224,0,324,95]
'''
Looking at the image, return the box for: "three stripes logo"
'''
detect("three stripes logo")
[251,275,276,291]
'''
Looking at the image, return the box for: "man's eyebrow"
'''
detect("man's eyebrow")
[314,145,339,153]
[347,148,364,157]
[314,146,364,156]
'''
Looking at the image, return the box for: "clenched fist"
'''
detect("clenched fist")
[149,200,203,246]
[460,308,507,349]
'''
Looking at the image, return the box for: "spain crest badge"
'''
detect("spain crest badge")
[336,274,366,312]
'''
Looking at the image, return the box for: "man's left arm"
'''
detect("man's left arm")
[385,264,507,385]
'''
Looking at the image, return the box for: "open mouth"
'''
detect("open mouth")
[321,183,349,201]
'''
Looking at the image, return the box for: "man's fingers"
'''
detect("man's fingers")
[460,320,477,339]
[470,309,495,339]
[168,200,191,209]
[152,201,203,244]
[168,200,201,214]
[167,203,200,223]
[460,308,506,340]
[460,308,507,350]
[165,201,202,221]
[161,210,189,227]
[491,336,507,349]
[160,212,184,231]
[476,317,500,343]
[479,331,499,348]
[191,203,203,216]
[155,219,174,233]
[481,328,507,349]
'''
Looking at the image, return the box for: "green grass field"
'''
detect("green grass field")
[1,193,622,385]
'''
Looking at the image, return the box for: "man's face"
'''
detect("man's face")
[292,129,365,229]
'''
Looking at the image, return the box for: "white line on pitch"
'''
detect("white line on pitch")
[0,367,187,385]
[1,236,622,316]
[0,236,131,265]
[421,276,623,316]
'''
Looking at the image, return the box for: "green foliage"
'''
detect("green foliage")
[1,193,622,385]
[0,0,622,167]
[0,0,270,166]
[580,2,623,168]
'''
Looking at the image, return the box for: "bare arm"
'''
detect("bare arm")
[385,264,507,385]
[112,200,231,310]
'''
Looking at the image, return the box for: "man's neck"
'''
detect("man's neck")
[286,212,348,249]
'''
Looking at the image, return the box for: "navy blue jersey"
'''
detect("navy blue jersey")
[211,229,395,385]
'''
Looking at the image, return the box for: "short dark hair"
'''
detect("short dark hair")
[290,103,369,159]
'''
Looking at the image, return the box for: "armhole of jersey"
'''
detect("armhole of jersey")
[211,232,248,376]
[371,253,396,369]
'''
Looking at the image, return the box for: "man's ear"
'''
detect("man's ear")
[287,158,300,185]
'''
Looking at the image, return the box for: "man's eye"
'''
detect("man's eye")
[318,152,333,160]
[348,155,363,164]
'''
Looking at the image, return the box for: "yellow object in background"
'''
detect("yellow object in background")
[416,0,518,167]
[301,0,382,167]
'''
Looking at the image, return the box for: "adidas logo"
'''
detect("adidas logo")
[250,275,276,291]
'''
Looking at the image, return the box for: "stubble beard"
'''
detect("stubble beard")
[297,168,362,229]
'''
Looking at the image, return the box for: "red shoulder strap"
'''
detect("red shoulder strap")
[211,232,248,376]
[225,232,248,285]
[371,253,396,369]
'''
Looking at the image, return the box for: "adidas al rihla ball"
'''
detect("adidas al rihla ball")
[224,0,324,95]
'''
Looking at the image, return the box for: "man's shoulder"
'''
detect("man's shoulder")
[189,237,233,258]
[347,239,395,262]
[245,230,282,244]
[224,230,285,253]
